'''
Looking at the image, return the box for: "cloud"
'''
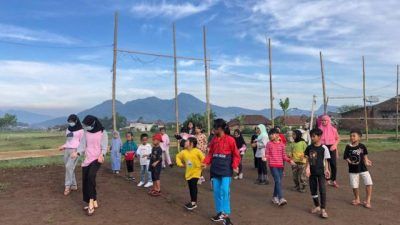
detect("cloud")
[131,0,219,20]
[0,23,78,44]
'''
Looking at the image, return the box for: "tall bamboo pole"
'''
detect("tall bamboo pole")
[396,65,399,141]
[112,12,119,131]
[172,23,180,151]
[320,51,327,114]
[267,38,274,127]
[362,56,369,141]
[203,26,211,135]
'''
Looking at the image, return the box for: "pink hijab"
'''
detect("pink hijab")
[318,115,339,149]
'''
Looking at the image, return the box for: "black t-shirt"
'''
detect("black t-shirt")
[304,144,330,176]
[343,143,368,173]
[251,134,258,151]
[149,146,162,166]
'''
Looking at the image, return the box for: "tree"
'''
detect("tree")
[0,113,17,129]
[279,97,290,125]
[182,110,216,131]
[234,115,245,130]
[99,113,127,130]
[338,104,362,113]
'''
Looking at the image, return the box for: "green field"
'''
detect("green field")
[0,131,65,152]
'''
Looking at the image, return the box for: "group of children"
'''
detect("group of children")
[107,117,374,222]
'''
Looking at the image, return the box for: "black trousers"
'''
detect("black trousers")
[188,178,199,202]
[238,155,244,174]
[253,148,258,168]
[256,158,267,177]
[82,160,101,203]
[126,160,134,173]
[309,174,326,209]
[326,145,337,181]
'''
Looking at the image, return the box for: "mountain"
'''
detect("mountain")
[34,93,339,128]
[0,109,53,124]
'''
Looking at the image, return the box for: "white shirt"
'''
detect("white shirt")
[255,136,269,158]
[136,144,152,166]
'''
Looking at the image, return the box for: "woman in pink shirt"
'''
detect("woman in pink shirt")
[71,115,108,216]
[58,114,84,196]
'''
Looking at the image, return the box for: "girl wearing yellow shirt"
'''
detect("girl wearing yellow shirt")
[176,137,205,211]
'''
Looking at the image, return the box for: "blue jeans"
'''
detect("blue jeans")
[140,165,152,183]
[270,167,284,199]
[212,177,231,215]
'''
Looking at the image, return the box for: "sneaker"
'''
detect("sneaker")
[144,182,153,188]
[278,198,288,206]
[115,171,120,174]
[272,197,279,205]
[233,175,239,180]
[137,181,144,187]
[185,202,198,211]
[223,216,234,225]
[238,173,243,179]
[320,209,328,218]
[211,212,224,222]
[311,206,321,214]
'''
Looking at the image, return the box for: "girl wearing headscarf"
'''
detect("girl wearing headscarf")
[58,114,84,196]
[233,129,247,180]
[110,131,122,174]
[289,130,308,192]
[252,124,269,185]
[71,115,108,216]
[318,115,340,188]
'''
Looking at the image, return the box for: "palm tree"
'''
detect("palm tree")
[279,97,290,125]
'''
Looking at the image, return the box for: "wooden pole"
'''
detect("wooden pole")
[172,23,180,151]
[268,38,274,127]
[396,65,399,141]
[203,26,211,135]
[362,56,369,141]
[310,95,317,130]
[112,11,119,131]
[320,51,327,114]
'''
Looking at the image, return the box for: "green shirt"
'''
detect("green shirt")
[289,141,307,163]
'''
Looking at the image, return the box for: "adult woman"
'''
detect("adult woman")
[58,114,84,196]
[252,124,269,185]
[233,129,246,180]
[318,115,340,188]
[71,115,108,216]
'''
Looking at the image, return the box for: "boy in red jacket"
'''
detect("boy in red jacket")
[266,128,295,206]
[203,119,240,225]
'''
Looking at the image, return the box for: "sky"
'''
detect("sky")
[0,0,399,117]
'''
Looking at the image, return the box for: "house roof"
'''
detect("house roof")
[228,115,271,127]
[274,115,309,126]
[340,95,398,116]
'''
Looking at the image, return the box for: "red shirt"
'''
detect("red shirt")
[204,134,241,170]
[265,141,291,168]
[279,134,287,146]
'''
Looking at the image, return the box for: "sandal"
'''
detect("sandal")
[351,200,361,206]
[70,186,78,191]
[363,201,372,209]
[63,188,71,196]
[87,207,95,216]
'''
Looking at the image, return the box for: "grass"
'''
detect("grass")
[0,131,65,152]
[0,156,64,169]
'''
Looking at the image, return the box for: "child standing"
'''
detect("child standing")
[233,129,247,180]
[343,130,373,208]
[160,127,173,168]
[176,137,205,210]
[110,131,122,174]
[289,130,308,192]
[120,132,138,181]
[266,128,295,206]
[252,124,269,185]
[305,128,331,219]
[148,133,163,197]
[136,133,153,188]
[195,124,208,184]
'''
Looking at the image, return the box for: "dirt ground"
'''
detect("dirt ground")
[0,151,399,225]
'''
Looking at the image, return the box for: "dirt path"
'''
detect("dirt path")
[0,149,61,160]
[0,151,399,225]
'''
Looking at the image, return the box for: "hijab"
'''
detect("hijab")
[257,124,268,142]
[234,129,246,148]
[82,115,104,133]
[67,114,83,132]
[111,130,122,148]
[318,115,338,145]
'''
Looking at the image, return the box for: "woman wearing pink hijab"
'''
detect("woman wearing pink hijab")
[318,115,340,188]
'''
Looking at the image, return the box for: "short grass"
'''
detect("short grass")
[0,131,65,152]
